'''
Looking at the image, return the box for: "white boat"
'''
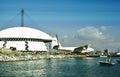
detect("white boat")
[116,53,120,57]
[99,49,115,66]
[100,53,107,57]
[100,55,107,57]
[99,59,115,66]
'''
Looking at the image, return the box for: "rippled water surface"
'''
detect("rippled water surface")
[0,57,120,77]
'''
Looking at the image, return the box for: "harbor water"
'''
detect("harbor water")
[0,57,120,77]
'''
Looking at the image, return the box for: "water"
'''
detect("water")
[0,57,120,77]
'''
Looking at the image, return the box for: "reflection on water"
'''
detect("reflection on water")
[0,58,120,77]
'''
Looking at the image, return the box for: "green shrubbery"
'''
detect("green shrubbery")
[0,48,23,56]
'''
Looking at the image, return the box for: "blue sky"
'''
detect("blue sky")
[0,0,120,52]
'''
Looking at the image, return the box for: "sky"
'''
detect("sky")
[0,0,120,52]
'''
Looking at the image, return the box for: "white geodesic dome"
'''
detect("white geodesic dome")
[0,27,52,51]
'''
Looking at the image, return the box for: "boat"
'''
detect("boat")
[116,49,120,57]
[100,52,107,57]
[100,55,107,57]
[99,49,115,66]
[99,59,115,66]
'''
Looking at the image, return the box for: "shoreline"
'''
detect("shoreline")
[0,54,120,62]
[0,48,119,62]
[0,54,86,62]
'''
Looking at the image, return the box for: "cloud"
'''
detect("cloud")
[61,26,120,52]
[74,26,119,51]
[60,26,120,52]
[63,35,68,39]
[76,26,105,40]
[100,26,107,31]
[61,35,69,42]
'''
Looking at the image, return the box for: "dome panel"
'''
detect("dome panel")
[0,41,47,51]
[0,27,52,42]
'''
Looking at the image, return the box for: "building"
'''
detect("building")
[0,27,52,51]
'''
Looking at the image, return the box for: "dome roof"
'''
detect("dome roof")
[0,27,52,42]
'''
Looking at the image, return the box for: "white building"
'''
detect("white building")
[0,27,52,51]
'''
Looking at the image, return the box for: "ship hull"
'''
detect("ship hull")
[99,61,114,66]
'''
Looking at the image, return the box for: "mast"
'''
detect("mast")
[56,34,60,47]
[21,9,24,27]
